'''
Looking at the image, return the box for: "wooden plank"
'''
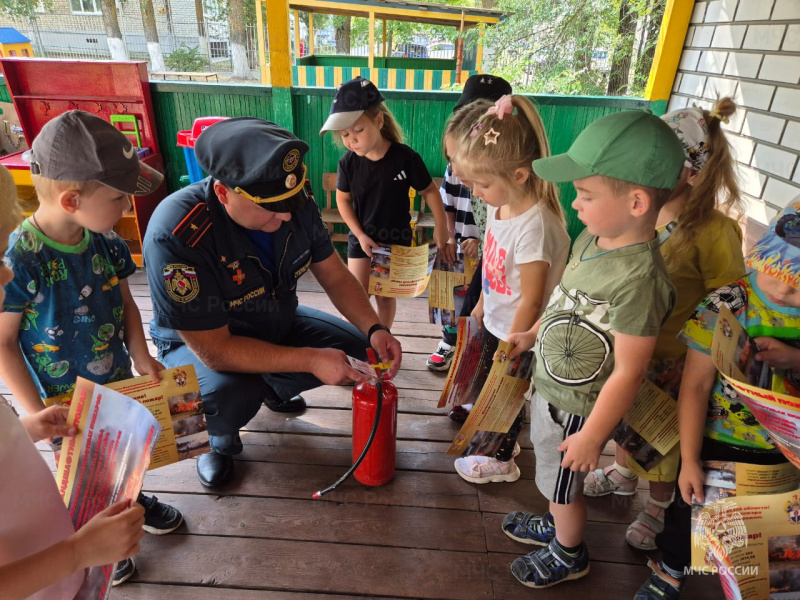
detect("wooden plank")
[236,431,538,475]
[130,492,486,552]
[483,513,645,565]
[142,459,480,511]
[476,478,652,524]
[115,585,400,600]
[302,385,444,410]
[130,535,494,599]
[244,407,533,448]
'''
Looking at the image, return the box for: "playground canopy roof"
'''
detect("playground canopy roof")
[0,27,30,45]
[287,0,503,28]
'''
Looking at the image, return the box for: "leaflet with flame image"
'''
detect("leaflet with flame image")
[691,465,800,600]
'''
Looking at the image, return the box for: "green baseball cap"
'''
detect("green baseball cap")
[532,110,685,189]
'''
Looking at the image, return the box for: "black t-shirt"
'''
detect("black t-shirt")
[337,142,433,246]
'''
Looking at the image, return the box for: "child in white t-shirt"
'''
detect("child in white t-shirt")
[452,95,570,483]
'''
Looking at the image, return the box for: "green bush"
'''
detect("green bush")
[165,45,206,72]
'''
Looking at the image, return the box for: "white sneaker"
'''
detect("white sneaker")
[454,455,521,483]
[427,341,455,372]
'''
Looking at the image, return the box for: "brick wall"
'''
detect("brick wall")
[669,0,800,231]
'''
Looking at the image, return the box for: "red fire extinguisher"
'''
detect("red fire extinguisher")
[352,376,398,486]
[313,352,397,498]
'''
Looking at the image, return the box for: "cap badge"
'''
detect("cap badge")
[285,173,298,189]
[283,149,300,172]
[122,145,135,160]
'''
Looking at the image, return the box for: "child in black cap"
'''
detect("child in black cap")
[320,76,452,328]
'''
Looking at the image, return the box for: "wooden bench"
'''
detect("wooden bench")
[150,71,219,82]
[321,172,423,244]
[413,177,443,243]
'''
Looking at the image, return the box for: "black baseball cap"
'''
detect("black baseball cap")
[29,110,163,196]
[453,74,512,113]
[319,77,386,134]
[195,117,310,213]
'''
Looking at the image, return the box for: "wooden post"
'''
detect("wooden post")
[476,23,485,74]
[309,12,314,56]
[645,0,694,114]
[454,10,465,83]
[382,18,387,57]
[293,9,301,58]
[266,0,294,129]
[368,10,375,69]
[256,0,268,84]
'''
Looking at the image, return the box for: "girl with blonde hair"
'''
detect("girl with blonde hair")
[452,95,570,483]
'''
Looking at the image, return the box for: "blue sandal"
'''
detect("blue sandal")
[635,559,684,599]
[511,539,589,588]
[501,511,556,546]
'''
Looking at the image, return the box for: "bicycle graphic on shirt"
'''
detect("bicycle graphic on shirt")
[539,287,612,386]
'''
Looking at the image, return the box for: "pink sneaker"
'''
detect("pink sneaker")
[583,464,638,497]
[454,455,520,483]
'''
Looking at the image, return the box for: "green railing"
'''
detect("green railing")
[297,55,456,70]
[150,82,275,192]
[1,77,655,240]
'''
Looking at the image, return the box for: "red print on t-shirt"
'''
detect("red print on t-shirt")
[483,229,511,296]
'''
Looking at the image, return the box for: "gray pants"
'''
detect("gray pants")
[158,306,369,455]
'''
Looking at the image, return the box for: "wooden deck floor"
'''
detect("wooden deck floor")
[10,269,724,599]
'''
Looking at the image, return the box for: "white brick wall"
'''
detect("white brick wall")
[671,0,800,224]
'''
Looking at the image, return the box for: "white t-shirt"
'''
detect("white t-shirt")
[482,203,570,340]
[0,398,84,599]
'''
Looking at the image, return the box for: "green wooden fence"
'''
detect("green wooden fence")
[150,82,276,192]
[1,77,657,240]
[298,55,457,70]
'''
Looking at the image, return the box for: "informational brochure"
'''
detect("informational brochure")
[56,378,161,600]
[711,306,800,469]
[438,317,499,411]
[427,252,477,326]
[439,318,535,456]
[615,380,680,471]
[368,244,438,298]
[46,365,209,469]
[691,481,800,600]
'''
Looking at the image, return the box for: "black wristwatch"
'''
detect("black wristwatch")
[368,323,391,341]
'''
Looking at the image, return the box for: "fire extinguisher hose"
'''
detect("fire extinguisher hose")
[312,379,383,499]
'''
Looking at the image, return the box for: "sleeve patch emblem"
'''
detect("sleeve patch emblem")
[163,264,200,303]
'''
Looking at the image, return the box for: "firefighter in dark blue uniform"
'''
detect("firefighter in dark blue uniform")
[143,118,402,488]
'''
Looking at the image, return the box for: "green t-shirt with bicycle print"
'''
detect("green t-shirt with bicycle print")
[533,229,676,417]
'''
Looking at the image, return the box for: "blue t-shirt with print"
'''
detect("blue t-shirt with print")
[3,221,137,399]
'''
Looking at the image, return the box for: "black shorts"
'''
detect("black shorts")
[347,229,413,259]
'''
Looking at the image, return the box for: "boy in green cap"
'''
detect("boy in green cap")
[500,110,685,588]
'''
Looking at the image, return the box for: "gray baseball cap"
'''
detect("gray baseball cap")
[29,110,164,196]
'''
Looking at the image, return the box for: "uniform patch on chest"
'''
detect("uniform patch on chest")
[163,264,200,303]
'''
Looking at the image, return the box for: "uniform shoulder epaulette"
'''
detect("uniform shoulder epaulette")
[172,203,212,248]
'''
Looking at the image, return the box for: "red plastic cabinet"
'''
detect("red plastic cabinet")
[0,58,167,266]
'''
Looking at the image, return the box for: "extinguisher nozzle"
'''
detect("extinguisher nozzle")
[312,491,321,499]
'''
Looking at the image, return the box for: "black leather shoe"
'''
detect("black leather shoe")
[262,387,307,413]
[196,450,233,488]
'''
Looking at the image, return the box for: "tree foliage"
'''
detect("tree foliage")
[481,0,665,97]
[166,44,207,71]
[0,0,48,18]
